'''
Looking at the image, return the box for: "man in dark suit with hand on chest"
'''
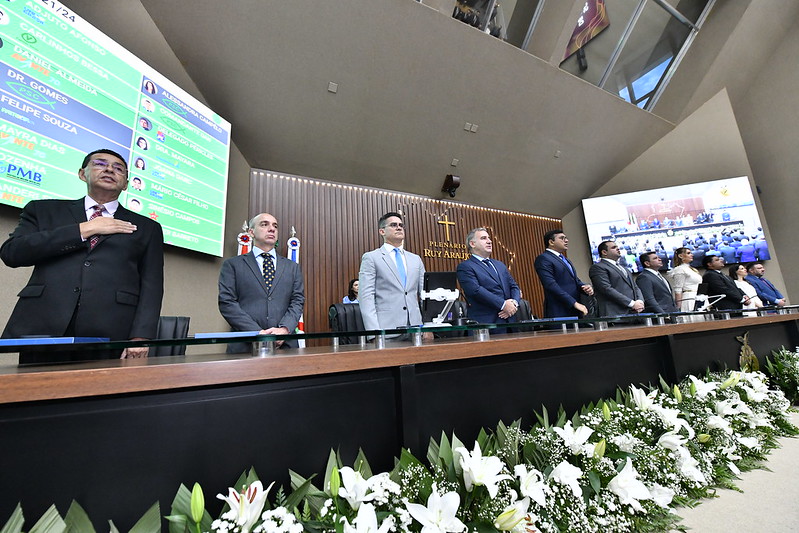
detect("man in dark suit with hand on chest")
[1,149,164,362]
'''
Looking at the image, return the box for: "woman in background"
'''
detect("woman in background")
[343,278,359,304]
[669,247,703,312]
[729,264,762,316]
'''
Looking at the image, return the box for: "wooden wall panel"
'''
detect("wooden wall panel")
[249,170,562,338]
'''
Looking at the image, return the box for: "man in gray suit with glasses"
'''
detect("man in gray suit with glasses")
[358,212,426,334]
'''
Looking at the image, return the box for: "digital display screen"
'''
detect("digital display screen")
[582,176,769,269]
[0,0,230,256]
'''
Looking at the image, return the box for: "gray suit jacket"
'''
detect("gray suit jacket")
[358,246,425,331]
[635,269,678,314]
[589,260,643,317]
[218,251,305,352]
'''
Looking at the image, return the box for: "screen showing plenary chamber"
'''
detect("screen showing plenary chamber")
[0,1,231,256]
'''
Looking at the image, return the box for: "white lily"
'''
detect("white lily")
[552,421,594,455]
[216,480,274,533]
[651,405,695,439]
[455,443,512,498]
[647,483,675,508]
[549,461,583,498]
[342,503,395,533]
[675,448,706,484]
[688,375,718,399]
[607,458,652,513]
[706,414,733,434]
[339,467,372,510]
[657,431,686,452]
[715,397,753,417]
[514,465,547,507]
[629,385,656,411]
[747,411,772,428]
[741,384,768,403]
[738,436,760,450]
[493,494,530,531]
[405,486,466,533]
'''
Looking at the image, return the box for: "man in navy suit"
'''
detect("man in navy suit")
[1,149,164,363]
[635,252,678,314]
[745,262,785,306]
[533,229,593,318]
[219,212,305,352]
[456,227,521,330]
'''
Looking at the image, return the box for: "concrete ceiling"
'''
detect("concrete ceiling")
[124,0,674,218]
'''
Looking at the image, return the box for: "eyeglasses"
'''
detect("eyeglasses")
[90,159,127,175]
[386,222,404,228]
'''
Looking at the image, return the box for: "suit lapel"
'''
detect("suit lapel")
[245,252,270,296]
[380,248,404,288]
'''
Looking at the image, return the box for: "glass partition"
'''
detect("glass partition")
[2,305,797,369]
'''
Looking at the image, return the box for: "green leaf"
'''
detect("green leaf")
[534,405,550,428]
[128,502,161,533]
[353,449,373,479]
[285,475,315,511]
[164,515,188,529]
[64,502,96,533]
[28,505,66,533]
[108,522,120,533]
[0,503,24,533]
[587,470,601,495]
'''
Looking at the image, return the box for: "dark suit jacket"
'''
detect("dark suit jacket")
[456,255,521,324]
[702,270,744,310]
[1,198,164,343]
[218,251,305,352]
[534,251,585,318]
[635,269,678,314]
[588,260,643,317]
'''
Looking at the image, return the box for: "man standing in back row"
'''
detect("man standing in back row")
[1,149,164,362]
[456,227,521,331]
[358,212,425,332]
[534,229,593,318]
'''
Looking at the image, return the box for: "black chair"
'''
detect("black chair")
[328,304,365,345]
[150,316,191,356]
[516,298,534,321]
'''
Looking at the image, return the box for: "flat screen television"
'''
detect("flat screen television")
[581,176,769,271]
[0,1,231,256]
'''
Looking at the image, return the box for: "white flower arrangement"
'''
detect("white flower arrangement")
[5,355,799,533]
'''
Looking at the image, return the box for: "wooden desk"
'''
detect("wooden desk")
[1,314,796,529]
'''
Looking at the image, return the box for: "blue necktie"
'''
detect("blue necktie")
[559,254,575,276]
[394,248,406,287]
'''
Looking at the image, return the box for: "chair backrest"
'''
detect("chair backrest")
[328,304,365,344]
[516,299,534,322]
[151,316,191,356]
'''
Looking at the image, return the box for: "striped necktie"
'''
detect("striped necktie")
[89,205,104,249]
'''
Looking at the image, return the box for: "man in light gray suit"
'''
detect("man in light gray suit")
[358,212,426,333]
[218,212,305,352]
[589,240,644,317]
[635,251,678,314]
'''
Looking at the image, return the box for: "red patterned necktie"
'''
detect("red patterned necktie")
[89,204,104,249]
